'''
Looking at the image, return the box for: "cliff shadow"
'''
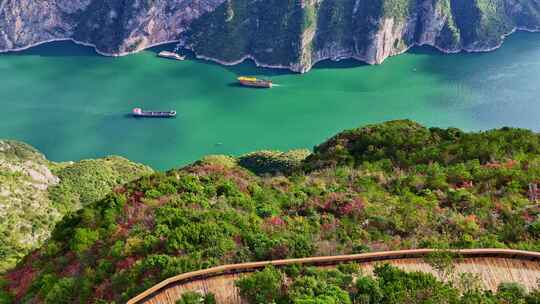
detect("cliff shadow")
[2,40,100,57]
[312,58,368,70]
[149,43,296,77]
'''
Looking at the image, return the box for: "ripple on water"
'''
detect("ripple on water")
[1,33,540,169]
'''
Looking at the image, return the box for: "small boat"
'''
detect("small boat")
[237,76,273,88]
[157,51,186,61]
[132,108,176,118]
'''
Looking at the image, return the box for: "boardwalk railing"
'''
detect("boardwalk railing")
[127,248,540,304]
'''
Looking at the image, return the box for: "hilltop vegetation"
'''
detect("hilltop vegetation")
[0,141,152,273]
[4,120,540,303]
[236,264,540,304]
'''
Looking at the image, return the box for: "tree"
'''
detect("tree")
[236,266,283,304]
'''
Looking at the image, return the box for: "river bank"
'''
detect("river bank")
[1,26,539,73]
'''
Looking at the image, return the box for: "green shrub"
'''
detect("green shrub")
[353,276,383,304]
[175,291,216,304]
[236,266,283,304]
[43,277,77,304]
[70,228,99,253]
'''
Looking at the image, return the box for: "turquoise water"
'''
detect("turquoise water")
[1,33,540,170]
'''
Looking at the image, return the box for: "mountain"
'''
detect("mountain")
[1,0,540,72]
[3,120,540,303]
[0,0,224,55]
[0,140,152,273]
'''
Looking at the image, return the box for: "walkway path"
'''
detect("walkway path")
[128,249,540,304]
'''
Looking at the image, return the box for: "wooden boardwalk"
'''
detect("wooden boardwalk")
[127,249,540,304]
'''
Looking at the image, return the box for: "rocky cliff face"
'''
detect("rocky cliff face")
[1,0,540,70]
[187,0,540,72]
[0,0,225,55]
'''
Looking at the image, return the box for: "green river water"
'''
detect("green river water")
[1,32,540,170]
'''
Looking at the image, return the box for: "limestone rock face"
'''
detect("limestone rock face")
[1,0,540,71]
[186,0,540,72]
[0,0,226,54]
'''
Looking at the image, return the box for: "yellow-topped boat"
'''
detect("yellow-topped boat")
[237,76,273,88]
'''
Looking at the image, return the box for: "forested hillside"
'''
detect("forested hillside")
[4,120,540,303]
[0,141,152,273]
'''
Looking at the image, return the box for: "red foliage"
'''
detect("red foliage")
[187,164,253,193]
[321,221,337,231]
[456,181,474,189]
[267,216,286,227]
[233,234,243,245]
[320,216,339,239]
[94,279,114,302]
[115,256,140,271]
[113,186,126,194]
[158,196,170,204]
[494,201,507,214]
[269,243,290,259]
[117,200,154,231]
[113,224,130,239]
[319,193,364,217]
[522,211,535,223]
[61,260,81,277]
[127,191,145,205]
[4,257,39,301]
[465,214,478,224]
[484,160,518,169]
[369,241,390,252]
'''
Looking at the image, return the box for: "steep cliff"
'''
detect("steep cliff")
[0,0,225,55]
[187,0,540,72]
[1,0,540,70]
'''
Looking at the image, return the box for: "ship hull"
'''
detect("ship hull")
[132,112,176,118]
[157,51,185,61]
[238,80,272,88]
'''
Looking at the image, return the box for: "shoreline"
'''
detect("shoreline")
[0,38,181,57]
[0,26,538,72]
[190,25,540,73]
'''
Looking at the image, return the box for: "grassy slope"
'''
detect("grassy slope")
[4,120,540,303]
[0,141,152,273]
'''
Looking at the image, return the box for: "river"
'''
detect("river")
[1,32,539,170]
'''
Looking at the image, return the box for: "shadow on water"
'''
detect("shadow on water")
[312,58,368,70]
[149,42,295,77]
[147,42,178,54]
[227,82,245,88]
[3,40,99,57]
[408,44,447,57]
[5,39,363,78]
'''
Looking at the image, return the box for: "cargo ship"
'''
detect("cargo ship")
[157,51,185,61]
[237,76,273,88]
[132,108,176,118]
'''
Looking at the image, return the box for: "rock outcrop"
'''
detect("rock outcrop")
[1,0,540,71]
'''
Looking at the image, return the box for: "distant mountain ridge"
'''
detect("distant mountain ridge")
[1,0,540,72]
